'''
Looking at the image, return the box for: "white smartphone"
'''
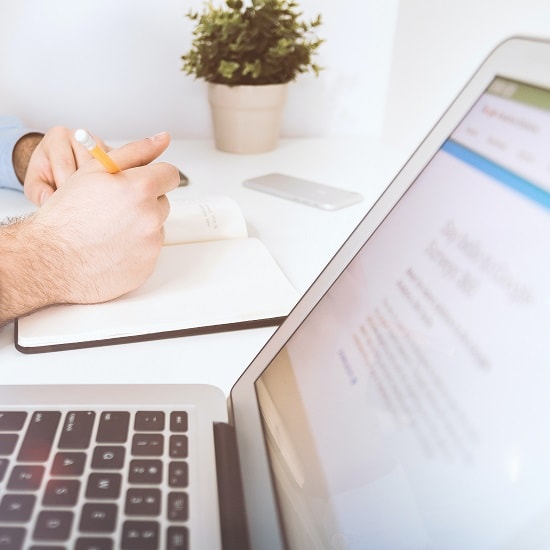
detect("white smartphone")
[243,173,363,211]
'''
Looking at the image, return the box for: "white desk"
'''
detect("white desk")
[0,138,401,394]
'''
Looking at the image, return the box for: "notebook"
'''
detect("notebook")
[1,35,549,549]
[14,196,299,353]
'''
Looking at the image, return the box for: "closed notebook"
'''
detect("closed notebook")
[15,196,298,353]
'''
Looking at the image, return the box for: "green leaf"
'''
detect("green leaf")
[242,59,262,79]
[226,0,243,9]
[218,60,240,80]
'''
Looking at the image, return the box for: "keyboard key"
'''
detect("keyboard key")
[33,510,73,541]
[0,434,17,455]
[0,412,27,431]
[86,473,121,500]
[169,435,188,458]
[17,411,61,462]
[43,479,80,506]
[167,526,189,550]
[91,446,125,470]
[168,462,188,488]
[167,492,188,521]
[0,527,25,549]
[121,521,159,550]
[125,488,161,516]
[51,452,86,477]
[59,411,95,449]
[7,465,44,491]
[96,412,130,443]
[170,412,188,432]
[128,460,162,484]
[29,546,65,550]
[79,502,117,533]
[0,458,8,482]
[134,412,165,431]
[0,494,35,522]
[131,434,163,456]
[75,537,113,550]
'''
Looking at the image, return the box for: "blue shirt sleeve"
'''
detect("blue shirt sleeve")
[0,115,36,192]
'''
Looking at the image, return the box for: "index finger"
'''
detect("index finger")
[106,132,172,172]
[44,127,87,185]
[123,162,180,197]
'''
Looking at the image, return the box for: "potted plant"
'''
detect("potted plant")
[181,0,323,153]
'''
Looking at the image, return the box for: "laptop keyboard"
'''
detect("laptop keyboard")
[0,408,191,549]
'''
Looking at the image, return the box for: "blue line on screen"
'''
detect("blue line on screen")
[442,140,550,209]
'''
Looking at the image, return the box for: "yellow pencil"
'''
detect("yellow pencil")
[74,128,120,174]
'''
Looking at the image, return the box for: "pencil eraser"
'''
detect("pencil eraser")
[74,129,95,150]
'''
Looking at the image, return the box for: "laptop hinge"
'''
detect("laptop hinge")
[213,421,251,550]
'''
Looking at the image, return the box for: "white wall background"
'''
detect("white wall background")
[3,1,550,147]
[383,0,550,162]
[0,0,398,140]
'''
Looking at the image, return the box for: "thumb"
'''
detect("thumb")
[107,132,171,171]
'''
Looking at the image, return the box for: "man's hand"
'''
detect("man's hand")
[21,126,109,206]
[0,132,179,323]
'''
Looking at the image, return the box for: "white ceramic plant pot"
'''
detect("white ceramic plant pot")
[208,82,288,154]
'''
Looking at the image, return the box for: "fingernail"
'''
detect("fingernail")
[148,131,168,142]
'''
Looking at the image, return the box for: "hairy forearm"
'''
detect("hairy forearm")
[0,215,70,325]
[13,132,44,184]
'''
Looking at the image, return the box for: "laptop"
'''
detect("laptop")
[1,35,549,549]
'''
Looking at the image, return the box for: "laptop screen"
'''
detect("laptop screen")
[255,77,550,549]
